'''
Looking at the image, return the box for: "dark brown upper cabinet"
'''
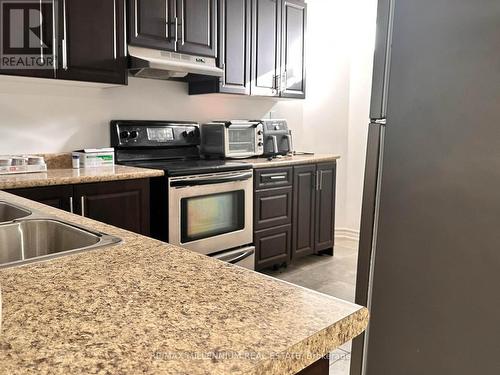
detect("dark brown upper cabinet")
[219,0,252,94]
[250,0,282,97]
[280,0,306,98]
[58,0,127,84]
[0,1,56,79]
[129,0,217,57]
[251,0,307,98]
[128,0,177,52]
[0,0,127,85]
[188,0,250,95]
[176,0,217,57]
[189,0,306,98]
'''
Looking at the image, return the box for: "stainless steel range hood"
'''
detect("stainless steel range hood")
[128,45,223,80]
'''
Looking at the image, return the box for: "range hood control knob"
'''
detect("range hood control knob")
[130,130,139,139]
[120,131,130,139]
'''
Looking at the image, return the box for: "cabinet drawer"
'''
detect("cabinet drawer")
[254,187,292,230]
[255,167,293,190]
[254,224,291,270]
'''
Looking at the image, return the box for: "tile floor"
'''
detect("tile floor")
[263,239,358,375]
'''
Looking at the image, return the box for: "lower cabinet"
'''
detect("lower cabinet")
[292,162,336,260]
[5,185,73,212]
[314,163,336,252]
[74,179,150,235]
[6,179,150,235]
[292,164,316,258]
[254,161,336,271]
[255,224,292,270]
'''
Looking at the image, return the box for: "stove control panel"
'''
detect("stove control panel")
[111,121,200,148]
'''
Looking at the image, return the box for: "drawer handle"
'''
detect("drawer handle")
[270,175,286,180]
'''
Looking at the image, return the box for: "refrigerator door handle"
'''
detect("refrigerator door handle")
[361,124,386,375]
[369,0,395,120]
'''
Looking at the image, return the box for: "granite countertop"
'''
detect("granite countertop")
[0,154,340,190]
[243,154,340,168]
[0,191,368,375]
[0,165,164,190]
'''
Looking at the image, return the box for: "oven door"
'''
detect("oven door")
[225,124,263,158]
[168,171,253,255]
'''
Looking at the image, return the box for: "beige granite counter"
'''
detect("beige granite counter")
[0,191,368,375]
[0,165,164,190]
[243,154,340,169]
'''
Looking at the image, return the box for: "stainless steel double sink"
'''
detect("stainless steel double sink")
[0,201,121,269]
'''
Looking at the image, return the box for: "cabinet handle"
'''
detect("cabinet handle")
[69,197,74,213]
[52,0,56,73]
[39,0,43,62]
[165,0,168,38]
[113,0,117,59]
[62,0,68,70]
[80,196,86,217]
[175,16,179,46]
[273,74,279,91]
[315,173,320,190]
[319,171,323,191]
[179,0,184,45]
[124,0,127,55]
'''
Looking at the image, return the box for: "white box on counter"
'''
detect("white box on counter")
[72,148,115,168]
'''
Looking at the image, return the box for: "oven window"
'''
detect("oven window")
[228,128,255,153]
[181,190,245,243]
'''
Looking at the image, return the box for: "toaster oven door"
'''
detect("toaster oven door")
[225,125,263,158]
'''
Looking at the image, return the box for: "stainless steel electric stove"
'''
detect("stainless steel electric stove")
[111,120,255,270]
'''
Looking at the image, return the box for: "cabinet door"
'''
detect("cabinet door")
[280,0,306,98]
[0,1,56,78]
[219,0,251,94]
[315,163,336,251]
[74,179,150,235]
[254,186,292,230]
[254,224,291,270]
[292,164,316,259]
[129,0,176,51]
[250,0,281,96]
[176,0,217,57]
[58,0,127,84]
[5,185,73,212]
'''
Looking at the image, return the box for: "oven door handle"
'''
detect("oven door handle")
[213,247,255,265]
[170,172,253,187]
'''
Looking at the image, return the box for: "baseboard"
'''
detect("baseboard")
[335,228,360,250]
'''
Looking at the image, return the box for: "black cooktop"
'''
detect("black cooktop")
[111,120,253,176]
[122,158,252,177]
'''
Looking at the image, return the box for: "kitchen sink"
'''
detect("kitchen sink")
[0,201,32,224]
[0,219,121,269]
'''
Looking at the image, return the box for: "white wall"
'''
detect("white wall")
[0,77,279,153]
[0,0,377,236]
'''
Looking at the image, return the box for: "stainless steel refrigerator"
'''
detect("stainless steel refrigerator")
[351,0,500,374]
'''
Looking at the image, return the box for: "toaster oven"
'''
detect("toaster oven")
[200,121,264,159]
